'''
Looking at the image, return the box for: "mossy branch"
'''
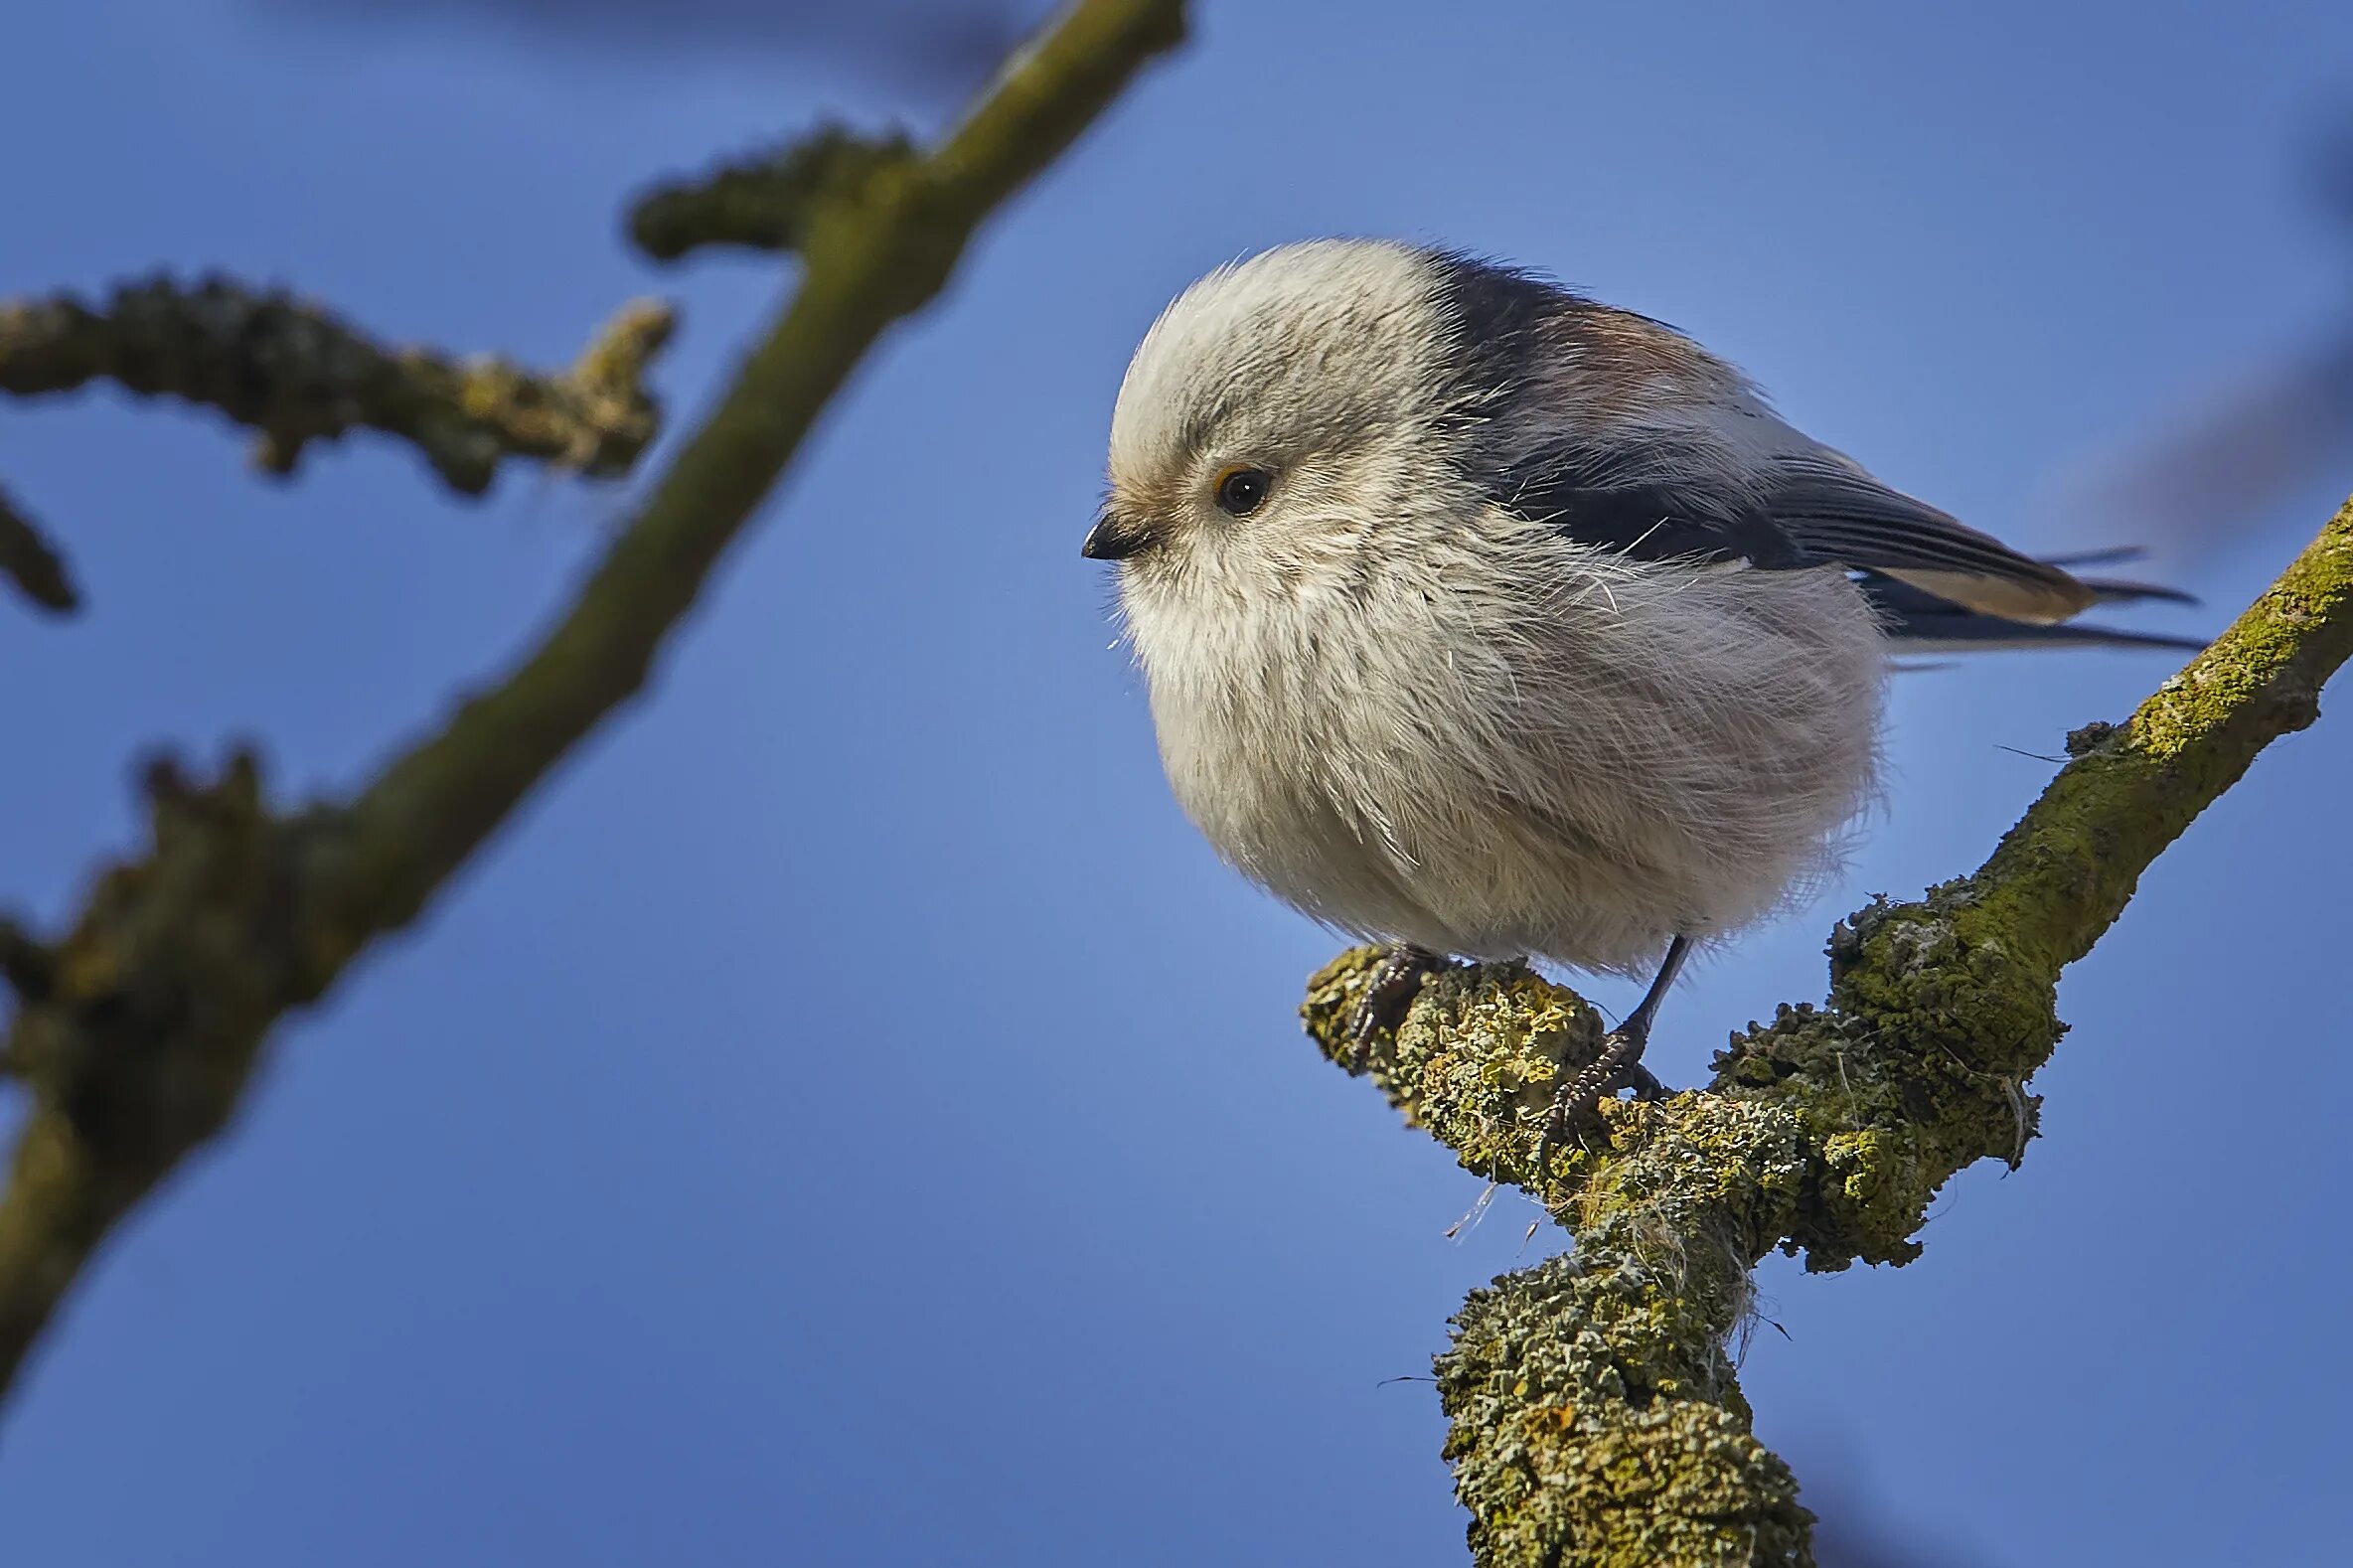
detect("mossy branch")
[0,280,675,494]
[0,0,1186,1407]
[1305,494,2353,1567]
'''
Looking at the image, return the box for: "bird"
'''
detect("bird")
[1081,238,2199,1128]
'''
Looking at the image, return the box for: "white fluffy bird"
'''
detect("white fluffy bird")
[1083,239,2196,1114]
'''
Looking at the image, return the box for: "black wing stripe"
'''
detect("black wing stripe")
[1768,480,2062,574]
[2073,576,2198,608]
[1490,452,1801,567]
[1794,518,2053,577]
[1492,447,2122,625]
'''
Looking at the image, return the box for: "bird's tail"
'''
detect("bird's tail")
[1862,548,2206,656]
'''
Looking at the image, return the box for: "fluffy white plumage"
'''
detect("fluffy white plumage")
[1089,239,2184,993]
[1096,240,1890,975]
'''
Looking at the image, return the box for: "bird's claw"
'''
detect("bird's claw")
[1345,945,1447,1072]
[1534,1023,1668,1178]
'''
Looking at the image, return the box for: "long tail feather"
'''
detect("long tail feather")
[1859,559,2206,654]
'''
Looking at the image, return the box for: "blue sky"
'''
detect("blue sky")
[4,2,2350,1563]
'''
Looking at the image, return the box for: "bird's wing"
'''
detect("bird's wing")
[1488,449,1796,567]
[1755,453,2095,623]
[1489,435,2097,624]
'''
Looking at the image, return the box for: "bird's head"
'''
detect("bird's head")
[1086,239,1479,596]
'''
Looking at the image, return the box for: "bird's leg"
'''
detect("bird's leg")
[1538,935,1692,1163]
[1346,944,1449,1072]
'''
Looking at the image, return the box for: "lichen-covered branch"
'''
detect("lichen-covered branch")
[1305,957,1824,1562]
[1305,494,2353,1567]
[0,281,675,494]
[0,484,78,615]
[0,0,1187,1406]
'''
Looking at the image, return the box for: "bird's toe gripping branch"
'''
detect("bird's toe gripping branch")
[1303,946,1655,1196]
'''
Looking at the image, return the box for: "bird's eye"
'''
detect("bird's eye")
[1212,466,1274,518]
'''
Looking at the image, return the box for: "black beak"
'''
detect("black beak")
[1080,508,1152,561]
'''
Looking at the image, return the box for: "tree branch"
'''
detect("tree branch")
[1304,492,2353,1566]
[0,280,675,494]
[0,484,78,615]
[627,127,920,262]
[0,0,1186,1407]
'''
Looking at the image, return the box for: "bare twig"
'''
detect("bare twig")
[0,485,78,615]
[0,281,675,494]
[0,0,1187,1406]
[628,127,920,262]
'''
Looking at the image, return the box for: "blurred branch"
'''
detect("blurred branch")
[0,280,675,494]
[0,0,1185,1406]
[1306,493,2353,1566]
[0,485,78,615]
[629,128,920,261]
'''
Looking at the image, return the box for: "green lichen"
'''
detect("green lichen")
[1305,949,1609,1188]
[1310,947,1818,1562]
[1441,1259,1813,1567]
[1711,889,2060,1269]
[2131,499,2351,763]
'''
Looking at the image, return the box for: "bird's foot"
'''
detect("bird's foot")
[1346,944,1449,1072]
[1535,1021,1668,1176]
